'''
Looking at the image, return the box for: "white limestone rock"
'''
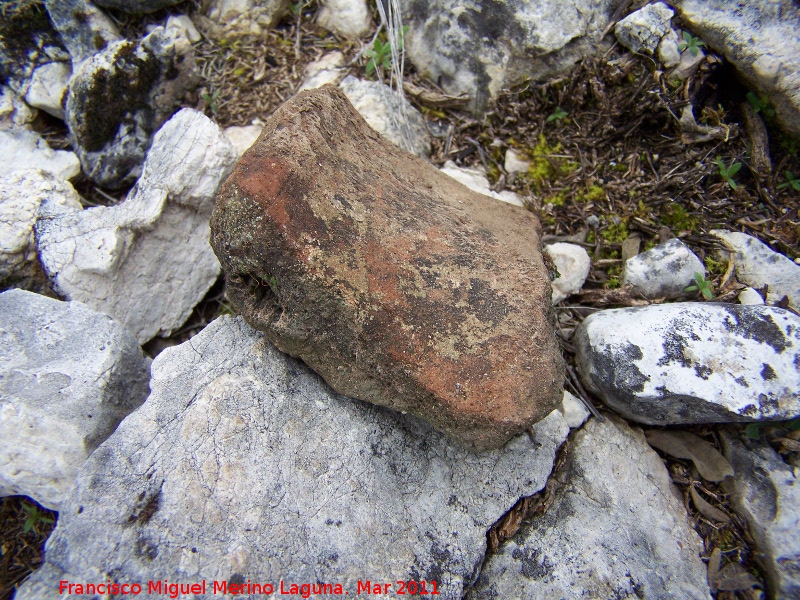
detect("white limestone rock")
[545,242,591,304]
[504,148,530,175]
[440,161,524,207]
[739,287,765,306]
[16,316,570,600]
[712,230,800,310]
[317,0,373,39]
[614,2,675,54]
[0,87,37,130]
[0,170,82,292]
[721,430,800,598]
[339,75,431,158]
[298,51,346,91]
[0,128,80,180]
[574,303,800,425]
[64,26,198,188]
[623,238,705,299]
[0,289,151,510]
[671,0,800,135]
[558,390,590,429]
[35,109,238,344]
[469,416,710,599]
[401,0,618,111]
[166,15,202,44]
[202,0,290,39]
[93,0,184,14]
[223,124,262,157]
[23,61,71,119]
[657,28,682,68]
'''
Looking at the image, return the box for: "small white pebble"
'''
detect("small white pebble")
[738,287,764,305]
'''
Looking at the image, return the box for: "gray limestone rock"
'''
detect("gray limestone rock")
[614,2,675,54]
[440,161,524,206]
[0,169,82,293]
[317,0,373,39]
[623,238,705,299]
[712,230,800,310]
[721,430,800,599]
[0,289,151,510]
[22,61,71,119]
[43,0,122,67]
[544,242,591,304]
[574,303,800,425]
[35,108,238,344]
[200,0,290,39]
[16,316,570,600]
[400,0,618,112]
[468,416,710,599]
[671,0,800,135]
[64,26,198,188]
[339,75,431,158]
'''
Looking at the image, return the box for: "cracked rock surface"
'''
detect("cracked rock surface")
[16,316,569,600]
[211,85,563,450]
[469,416,710,599]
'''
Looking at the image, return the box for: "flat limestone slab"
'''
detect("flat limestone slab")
[211,85,563,450]
[16,316,569,600]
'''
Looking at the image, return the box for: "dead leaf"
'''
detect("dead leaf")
[402,82,469,109]
[690,485,730,523]
[708,548,760,592]
[708,547,722,592]
[679,105,732,144]
[645,430,734,482]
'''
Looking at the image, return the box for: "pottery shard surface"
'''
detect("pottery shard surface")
[211,85,564,451]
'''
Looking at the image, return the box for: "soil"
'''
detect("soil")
[3,0,799,599]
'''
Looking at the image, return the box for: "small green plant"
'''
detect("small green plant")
[678,31,705,56]
[685,272,714,300]
[777,170,800,192]
[746,91,775,120]
[201,90,221,115]
[546,106,568,123]
[715,156,741,190]
[365,25,408,78]
[21,501,54,534]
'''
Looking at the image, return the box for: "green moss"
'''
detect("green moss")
[518,134,576,192]
[660,203,699,232]
[605,264,622,289]
[704,255,728,276]
[577,184,605,203]
[601,219,629,244]
[544,191,567,206]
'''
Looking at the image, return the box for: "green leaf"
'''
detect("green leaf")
[727,162,742,176]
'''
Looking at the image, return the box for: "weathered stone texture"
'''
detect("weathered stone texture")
[211,85,564,450]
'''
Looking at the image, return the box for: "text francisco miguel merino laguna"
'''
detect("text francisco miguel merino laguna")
[59,578,441,597]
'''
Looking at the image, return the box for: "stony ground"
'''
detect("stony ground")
[2,1,799,599]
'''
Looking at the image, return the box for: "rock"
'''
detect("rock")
[738,287,765,305]
[720,430,800,598]
[298,50,347,91]
[440,161,524,207]
[15,315,570,600]
[223,124,262,157]
[0,128,80,180]
[166,15,202,44]
[0,0,70,90]
[93,0,184,14]
[671,0,800,135]
[712,230,800,310]
[544,242,591,304]
[558,390,590,429]
[0,289,151,511]
[0,170,83,293]
[65,26,198,188]
[504,148,530,175]
[201,0,290,39]
[317,0,373,39]
[22,61,71,119]
[43,0,122,66]
[211,85,564,451]
[339,75,431,157]
[670,43,705,80]
[623,238,705,299]
[658,29,682,68]
[0,86,37,130]
[574,303,800,425]
[401,0,618,111]
[614,2,675,54]
[468,416,710,600]
[36,109,238,344]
